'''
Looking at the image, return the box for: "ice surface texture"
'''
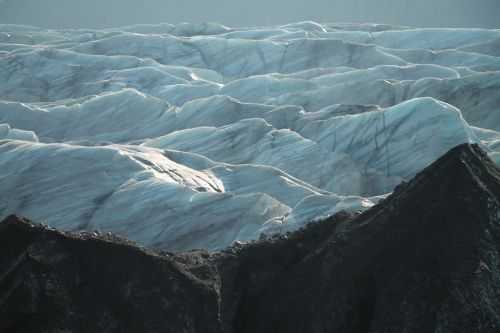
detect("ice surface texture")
[0,22,499,250]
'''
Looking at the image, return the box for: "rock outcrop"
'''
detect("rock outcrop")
[1,144,499,332]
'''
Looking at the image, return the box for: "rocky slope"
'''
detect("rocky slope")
[1,144,499,332]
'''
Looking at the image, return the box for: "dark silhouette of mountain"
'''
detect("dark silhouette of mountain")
[1,143,499,332]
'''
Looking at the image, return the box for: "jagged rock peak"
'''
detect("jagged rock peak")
[1,144,500,332]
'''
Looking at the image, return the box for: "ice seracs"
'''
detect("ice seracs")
[143,97,477,196]
[0,123,38,141]
[0,22,499,250]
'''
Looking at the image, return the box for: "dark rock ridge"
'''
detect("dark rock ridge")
[1,143,500,332]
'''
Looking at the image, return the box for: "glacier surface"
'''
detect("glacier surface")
[0,22,499,250]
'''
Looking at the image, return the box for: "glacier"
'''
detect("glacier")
[0,22,499,251]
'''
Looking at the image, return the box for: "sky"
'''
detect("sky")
[0,0,498,29]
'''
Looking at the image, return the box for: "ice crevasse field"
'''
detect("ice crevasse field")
[0,21,500,251]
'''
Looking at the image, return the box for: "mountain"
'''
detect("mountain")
[1,143,499,332]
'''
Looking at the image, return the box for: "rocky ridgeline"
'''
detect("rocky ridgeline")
[1,144,499,332]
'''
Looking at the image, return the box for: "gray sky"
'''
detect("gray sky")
[0,0,499,29]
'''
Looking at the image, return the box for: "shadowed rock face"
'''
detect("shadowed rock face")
[225,143,500,333]
[0,218,223,332]
[1,143,500,332]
